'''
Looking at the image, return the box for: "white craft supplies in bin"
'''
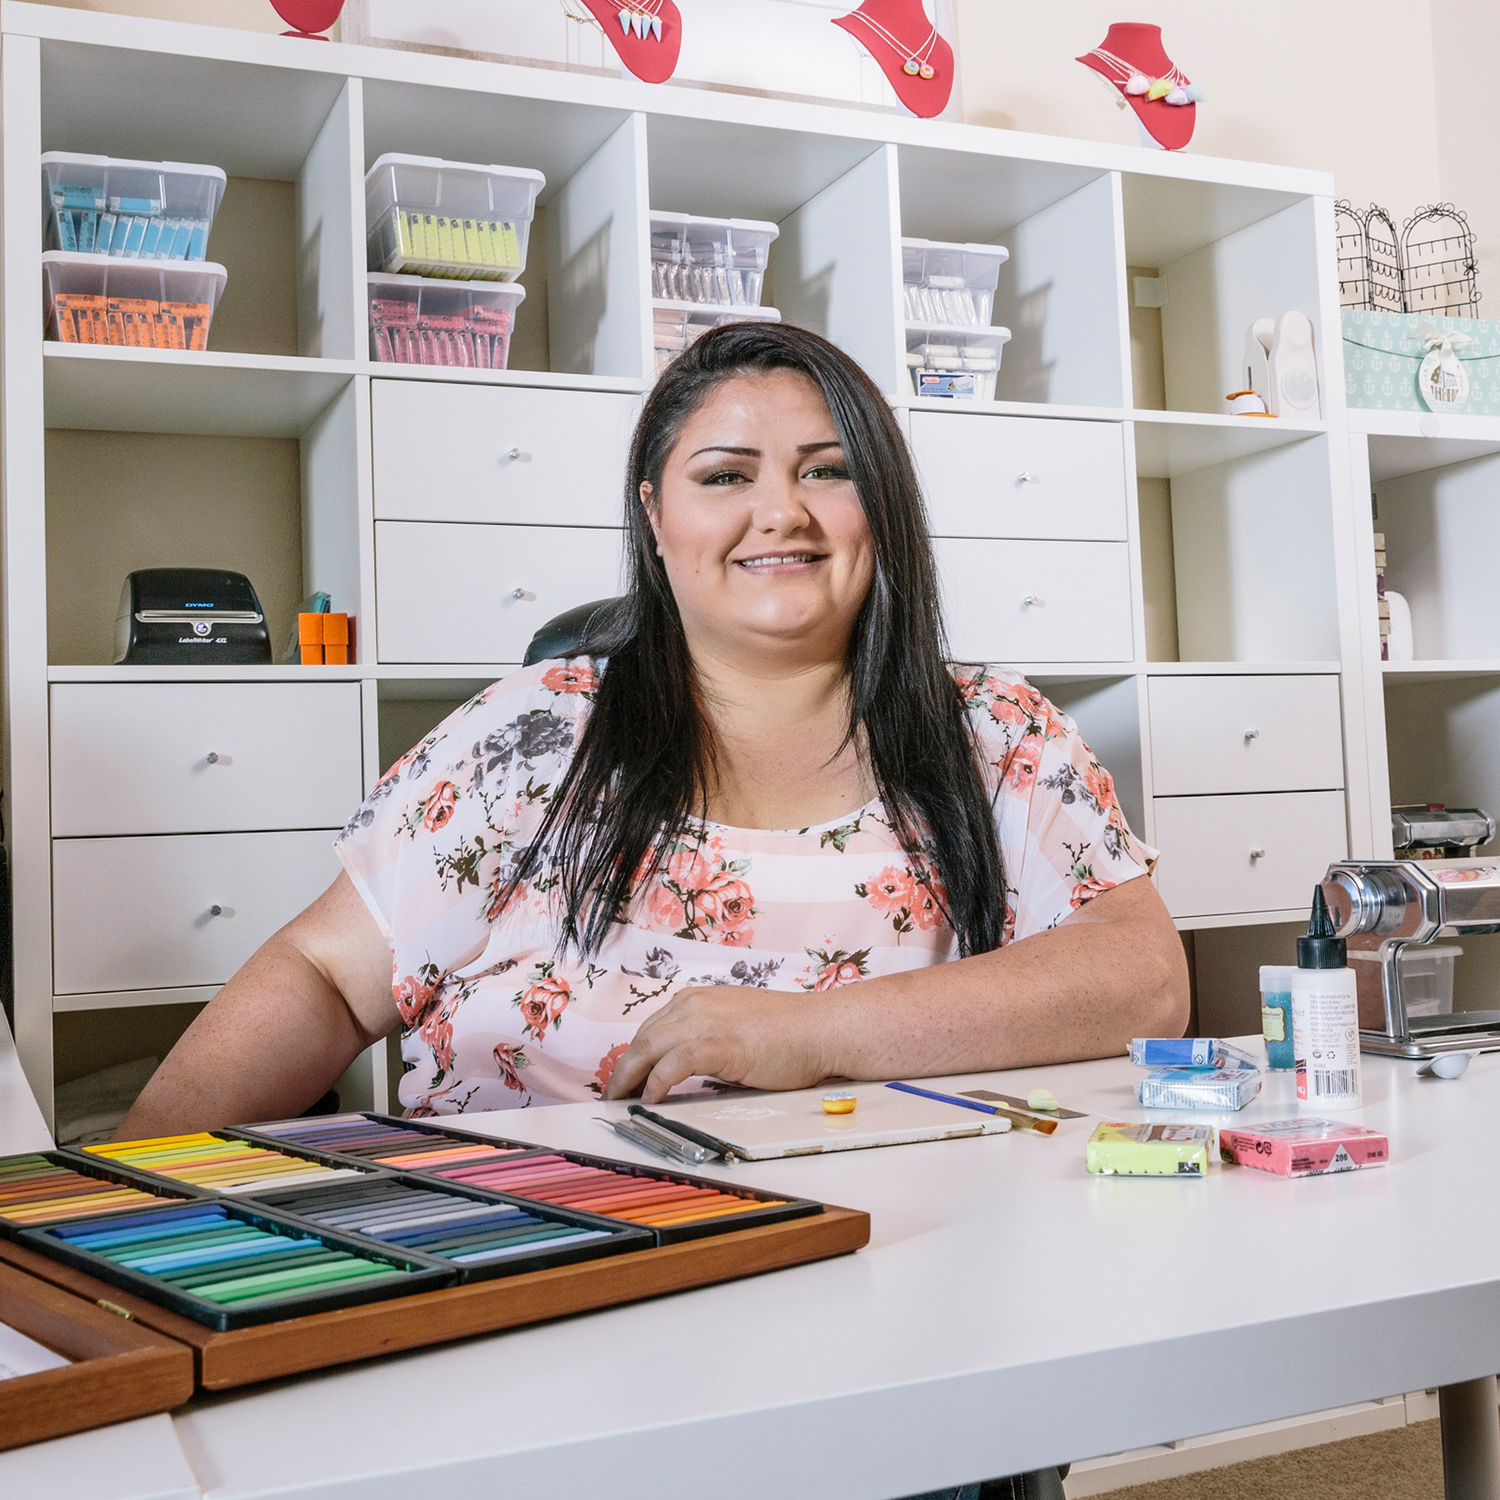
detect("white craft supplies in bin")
[902,238,1008,327]
[649,212,779,308]
[654,302,781,375]
[368,273,524,369]
[906,325,1011,401]
[365,153,545,281]
[42,151,226,261]
[42,250,226,349]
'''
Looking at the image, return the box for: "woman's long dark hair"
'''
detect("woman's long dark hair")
[503,322,1004,958]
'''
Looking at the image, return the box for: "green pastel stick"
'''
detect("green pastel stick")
[186,1249,367,1296]
[158,1246,332,1287]
[237,1268,409,1308]
[111,1227,264,1261]
[199,1259,402,1305]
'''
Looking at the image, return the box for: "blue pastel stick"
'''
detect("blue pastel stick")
[55,1206,227,1241]
[125,1234,306,1274]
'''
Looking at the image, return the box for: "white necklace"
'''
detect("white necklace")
[847,6,939,79]
[617,0,663,42]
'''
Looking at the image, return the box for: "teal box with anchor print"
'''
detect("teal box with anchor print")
[1343,309,1500,415]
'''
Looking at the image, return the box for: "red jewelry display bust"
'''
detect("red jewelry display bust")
[1076,22,1199,152]
[269,0,343,39]
[833,0,954,119]
[577,1,684,85]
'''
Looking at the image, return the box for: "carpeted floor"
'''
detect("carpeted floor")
[1091,1420,1444,1500]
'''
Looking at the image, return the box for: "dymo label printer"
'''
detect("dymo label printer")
[114,568,272,665]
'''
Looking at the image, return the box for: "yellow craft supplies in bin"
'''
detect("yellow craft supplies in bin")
[368,274,525,369]
[1086,1122,1212,1177]
[365,154,544,282]
[42,151,226,261]
[43,251,226,349]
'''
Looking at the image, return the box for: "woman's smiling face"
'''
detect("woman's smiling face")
[642,369,876,664]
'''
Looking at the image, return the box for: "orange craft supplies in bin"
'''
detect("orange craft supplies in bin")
[298,613,352,666]
[43,251,225,350]
[368,274,523,369]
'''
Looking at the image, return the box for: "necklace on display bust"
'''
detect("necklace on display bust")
[832,0,954,118]
[572,0,682,83]
[1076,23,1202,152]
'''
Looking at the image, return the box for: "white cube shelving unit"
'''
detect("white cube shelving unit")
[0,2,1380,1127]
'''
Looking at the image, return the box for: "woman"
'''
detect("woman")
[119,323,1184,1500]
[119,322,1186,1130]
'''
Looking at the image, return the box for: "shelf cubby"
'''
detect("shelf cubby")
[1122,171,1327,419]
[1137,434,1340,664]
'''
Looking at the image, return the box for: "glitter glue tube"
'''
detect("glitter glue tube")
[1259,965,1297,1070]
[1292,888,1362,1111]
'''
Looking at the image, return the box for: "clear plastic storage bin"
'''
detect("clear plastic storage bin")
[906,325,1011,401]
[902,238,1008,327]
[1400,943,1462,1017]
[365,153,545,282]
[42,251,227,349]
[650,212,779,307]
[368,273,525,369]
[42,151,226,261]
[654,301,781,374]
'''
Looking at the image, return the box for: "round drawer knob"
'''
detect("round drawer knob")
[208,904,225,917]
[1021,594,1042,607]
[502,447,532,464]
[1244,729,1260,742]
[509,587,532,602]
[1249,848,1266,861]
[205,751,220,764]
[1017,471,1039,485]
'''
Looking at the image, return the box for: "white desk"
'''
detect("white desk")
[6,1047,1500,1499]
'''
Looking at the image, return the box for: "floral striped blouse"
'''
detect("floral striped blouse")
[336,659,1158,1114]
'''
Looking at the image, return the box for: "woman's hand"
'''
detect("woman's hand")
[603,986,833,1104]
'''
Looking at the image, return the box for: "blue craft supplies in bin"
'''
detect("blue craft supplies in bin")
[42,152,225,261]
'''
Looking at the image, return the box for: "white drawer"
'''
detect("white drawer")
[376,522,625,664]
[910,412,1127,540]
[1152,791,1347,919]
[51,683,364,837]
[52,830,341,994]
[1148,675,1344,796]
[371,381,638,528]
[936,538,1133,662]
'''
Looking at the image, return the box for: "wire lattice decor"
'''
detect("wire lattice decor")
[1337,200,1479,316]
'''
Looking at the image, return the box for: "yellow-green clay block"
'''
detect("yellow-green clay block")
[1085,1121,1211,1177]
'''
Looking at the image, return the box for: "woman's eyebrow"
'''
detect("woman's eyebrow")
[685,440,844,460]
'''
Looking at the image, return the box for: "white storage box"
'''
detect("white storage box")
[654,301,781,375]
[368,273,524,369]
[42,151,226,261]
[649,212,779,308]
[365,153,544,281]
[906,325,1011,401]
[42,250,226,349]
[902,238,1007,327]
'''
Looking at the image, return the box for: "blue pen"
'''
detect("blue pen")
[885,1080,1004,1116]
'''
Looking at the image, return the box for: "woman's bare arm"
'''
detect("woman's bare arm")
[606,875,1189,1103]
[114,873,398,1138]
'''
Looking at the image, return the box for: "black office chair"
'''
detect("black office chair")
[522,595,631,666]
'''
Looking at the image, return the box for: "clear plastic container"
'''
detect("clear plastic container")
[42,151,226,261]
[906,324,1011,401]
[1400,944,1462,1018]
[368,273,525,369]
[902,238,1008,327]
[649,211,779,307]
[365,153,545,282]
[653,301,781,375]
[42,250,227,349]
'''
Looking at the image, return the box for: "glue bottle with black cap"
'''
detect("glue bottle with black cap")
[1291,887,1362,1111]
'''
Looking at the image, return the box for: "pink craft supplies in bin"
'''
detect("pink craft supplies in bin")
[1218,1119,1390,1177]
[368,274,524,369]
